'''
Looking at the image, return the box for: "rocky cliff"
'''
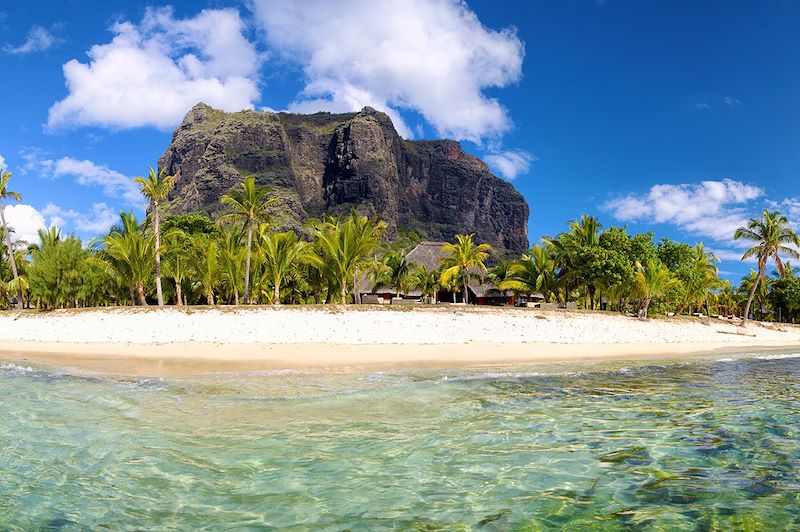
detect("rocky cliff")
[158,103,530,255]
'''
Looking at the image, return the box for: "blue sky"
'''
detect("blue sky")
[1,0,799,280]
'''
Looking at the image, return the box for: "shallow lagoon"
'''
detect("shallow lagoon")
[1,353,799,529]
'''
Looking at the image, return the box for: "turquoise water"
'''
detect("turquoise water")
[1,354,800,530]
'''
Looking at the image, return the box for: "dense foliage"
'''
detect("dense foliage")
[2,170,800,323]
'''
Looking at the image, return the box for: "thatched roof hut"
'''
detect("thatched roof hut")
[405,241,449,271]
[403,241,505,301]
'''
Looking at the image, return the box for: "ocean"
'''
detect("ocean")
[1,353,799,529]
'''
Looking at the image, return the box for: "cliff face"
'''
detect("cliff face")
[158,103,530,255]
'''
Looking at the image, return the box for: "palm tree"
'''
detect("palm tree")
[376,250,415,297]
[413,266,441,304]
[568,215,602,247]
[634,259,676,319]
[103,212,155,306]
[193,234,219,305]
[675,243,722,315]
[440,234,492,304]
[219,229,246,305]
[498,244,559,302]
[258,230,307,304]
[734,209,800,325]
[738,270,772,321]
[0,169,24,309]
[716,281,742,317]
[219,176,280,304]
[162,229,191,305]
[542,217,600,306]
[307,211,386,304]
[134,166,176,306]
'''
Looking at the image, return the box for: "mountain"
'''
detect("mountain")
[158,103,530,255]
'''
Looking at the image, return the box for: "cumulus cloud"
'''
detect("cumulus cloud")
[484,150,535,180]
[47,7,260,130]
[2,204,46,243]
[41,202,118,234]
[252,0,524,142]
[707,247,752,263]
[0,154,6,172]
[4,25,62,55]
[603,179,764,243]
[723,96,741,107]
[19,151,141,205]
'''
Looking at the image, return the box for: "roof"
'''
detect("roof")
[405,241,499,297]
[405,241,449,271]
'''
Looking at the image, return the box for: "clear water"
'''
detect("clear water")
[1,353,800,530]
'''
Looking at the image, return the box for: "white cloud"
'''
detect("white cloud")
[41,202,118,234]
[0,154,6,172]
[484,150,535,180]
[603,179,764,242]
[695,103,711,111]
[2,204,46,243]
[707,247,752,263]
[47,7,260,130]
[53,158,141,204]
[18,151,141,205]
[3,25,62,55]
[723,96,741,107]
[253,0,524,143]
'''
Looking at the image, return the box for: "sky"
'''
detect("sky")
[1,0,799,280]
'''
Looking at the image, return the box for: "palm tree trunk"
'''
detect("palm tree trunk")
[353,269,360,304]
[175,281,183,307]
[741,274,761,327]
[129,286,136,306]
[463,275,469,304]
[638,298,651,319]
[137,282,148,306]
[244,220,253,305]
[207,291,215,305]
[154,200,164,306]
[340,277,348,304]
[0,200,23,310]
[273,279,281,305]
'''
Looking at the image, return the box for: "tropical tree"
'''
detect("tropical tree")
[219,229,246,305]
[738,270,772,321]
[134,166,176,306]
[543,215,601,306]
[498,244,559,302]
[0,169,23,308]
[103,212,155,306]
[162,229,192,305]
[734,209,800,325]
[374,250,415,297]
[219,176,280,304]
[440,234,492,304]
[258,230,308,304]
[28,228,87,310]
[634,259,676,319]
[716,281,742,318]
[414,266,440,304]
[193,234,219,305]
[675,243,722,315]
[307,211,386,304]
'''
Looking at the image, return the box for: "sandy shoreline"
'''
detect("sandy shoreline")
[2,307,799,375]
[3,339,800,376]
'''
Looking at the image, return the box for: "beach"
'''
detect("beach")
[1,307,799,375]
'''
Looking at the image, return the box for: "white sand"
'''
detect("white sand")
[0,307,798,375]
[0,306,797,345]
